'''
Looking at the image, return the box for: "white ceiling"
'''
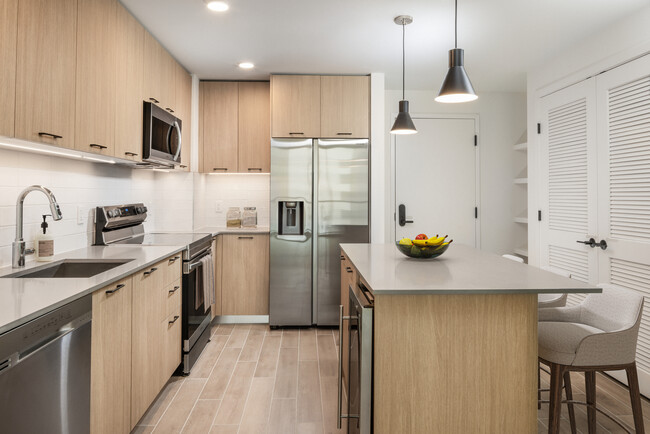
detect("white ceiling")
[121,0,649,92]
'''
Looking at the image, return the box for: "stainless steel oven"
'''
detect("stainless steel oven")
[143,101,182,166]
[339,282,374,434]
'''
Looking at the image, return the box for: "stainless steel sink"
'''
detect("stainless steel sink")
[3,259,134,278]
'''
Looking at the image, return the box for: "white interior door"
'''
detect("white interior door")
[395,117,477,246]
[539,78,599,306]
[595,54,650,393]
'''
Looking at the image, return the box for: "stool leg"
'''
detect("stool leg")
[538,361,542,410]
[585,371,597,434]
[548,363,564,434]
[625,362,645,434]
[563,371,577,434]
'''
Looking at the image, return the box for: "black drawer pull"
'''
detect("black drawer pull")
[125,151,138,157]
[289,132,304,135]
[180,165,187,168]
[168,315,180,325]
[248,168,263,171]
[143,267,158,276]
[106,284,125,295]
[238,236,253,240]
[213,168,228,171]
[346,267,353,273]
[336,132,352,135]
[168,256,180,264]
[169,286,180,294]
[149,97,159,104]
[166,108,174,113]
[38,132,62,139]
[340,255,345,260]
[89,144,107,150]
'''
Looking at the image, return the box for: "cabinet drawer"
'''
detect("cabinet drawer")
[165,279,182,319]
[163,307,182,381]
[163,254,182,286]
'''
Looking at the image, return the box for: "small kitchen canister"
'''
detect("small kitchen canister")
[226,207,241,228]
[242,207,257,228]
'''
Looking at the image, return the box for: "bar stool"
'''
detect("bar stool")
[538,283,645,434]
[538,266,570,308]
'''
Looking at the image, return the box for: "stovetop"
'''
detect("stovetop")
[112,232,211,247]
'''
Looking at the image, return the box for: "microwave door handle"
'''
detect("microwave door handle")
[172,120,182,162]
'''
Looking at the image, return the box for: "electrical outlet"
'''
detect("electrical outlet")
[215,200,224,213]
[77,206,84,225]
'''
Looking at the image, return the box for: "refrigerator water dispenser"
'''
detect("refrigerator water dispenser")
[278,201,304,235]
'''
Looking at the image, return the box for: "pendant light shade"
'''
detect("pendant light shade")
[435,0,477,103]
[390,15,417,135]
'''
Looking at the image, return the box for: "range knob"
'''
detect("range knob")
[108,209,121,218]
[137,206,148,214]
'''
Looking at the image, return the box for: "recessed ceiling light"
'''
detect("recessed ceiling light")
[238,62,254,69]
[205,1,228,12]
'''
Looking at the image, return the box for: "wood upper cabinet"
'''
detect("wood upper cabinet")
[271,75,320,138]
[238,81,270,172]
[15,0,77,148]
[321,75,369,138]
[200,81,238,173]
[175,63,192,171]
[221,234,270,315]
[114,2,144,161]
[75,0,117,155]
[143,32,175,113]
[0,0,17,138]
[91,277,132,434]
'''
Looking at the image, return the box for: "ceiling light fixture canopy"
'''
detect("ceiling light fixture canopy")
[435,0,477,103]
[390,15,417,135]
[205,1,229,12]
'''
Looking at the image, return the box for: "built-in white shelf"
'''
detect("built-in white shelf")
[514,246,529,257]
[514,142,528,151]
[514,177,528,185]
[514,215,528,224]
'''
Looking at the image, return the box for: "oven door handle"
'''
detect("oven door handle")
[185,249,212,274]
[338,304,355,429]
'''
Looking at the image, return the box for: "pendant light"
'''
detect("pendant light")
[435,0,477,103]
[390,15,417,135]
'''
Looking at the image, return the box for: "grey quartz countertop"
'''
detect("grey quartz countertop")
[340,243,601,295]
[0,244,185,335]
[197,226,270,237]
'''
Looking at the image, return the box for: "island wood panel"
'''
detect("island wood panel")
[340,252,356,384]
[200,81,239,173]
[114,2,144,161]
[221,234,269,315]
[75,0,116,155]
[320,75,369,138]
[15,0,77,148]
[373,293,538,434]
[0,0,17,138]
[238,81,270,172]
[211,237,223,318]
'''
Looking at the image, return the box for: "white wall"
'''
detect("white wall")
[0,148,194,268]
[384,91,527,255]
[526,5,650,266]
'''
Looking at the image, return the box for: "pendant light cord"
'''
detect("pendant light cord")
[402,21,406,100]
[454,0,458,48]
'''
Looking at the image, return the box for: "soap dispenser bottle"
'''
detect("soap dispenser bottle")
[35,214,55,262]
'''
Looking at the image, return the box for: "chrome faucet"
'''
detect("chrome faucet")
[12,185,63,268]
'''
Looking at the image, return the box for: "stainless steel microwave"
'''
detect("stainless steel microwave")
[143,102,182,166]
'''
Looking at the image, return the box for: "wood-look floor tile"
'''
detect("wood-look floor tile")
[317,333,337,378]
[317,328,333,335]
[137,377,185,426]
[212,324,234,336]
[200,347,241,400]
[226,328,250,349]
[213,361,256,425]
[154,378,206,434]
[333,329,340,347]
[209,425,239,434]
[254,335,282,378]
[181,399,221,434]
[268,399,297,434]
[297,422,324,434]
[266,328,283,336]
[131,425,155,434]
[239,331,265,362]
[190,335,228,379]
[274,348,298,399]
[297,361,323,424]
[320,376,346,433]
[299,329,318,361]
[281,329,299,348]
[239,377,275,432]
[249,324,269,334]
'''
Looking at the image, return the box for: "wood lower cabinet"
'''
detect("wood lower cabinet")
[271,74,320,138]
[321,75,369,139]
[200,81,239,173]
[0,0,17,138]
[15,0,77,148]
[163,304,182,383]
[75,0,116,155]
[114,2,144,161]
[91,277,132,434]
[221,234,270,315]
[211,237,223,318]
[238,81,270,173]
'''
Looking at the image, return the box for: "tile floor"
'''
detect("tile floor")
[132,323,650,434]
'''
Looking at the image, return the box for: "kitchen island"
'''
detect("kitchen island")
[340,243,600,434]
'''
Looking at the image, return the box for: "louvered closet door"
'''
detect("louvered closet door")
[539,78,599,306]
[595,54,650,394]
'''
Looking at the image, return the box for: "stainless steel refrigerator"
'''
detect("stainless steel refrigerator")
[270,138,370,326]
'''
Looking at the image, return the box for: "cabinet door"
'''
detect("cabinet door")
[131,262,165,428]
[221,234,270,315]
[238,81,270,173]
[321,75,369,139]
[75,0,116,155]
[0,0,17,137]
[200,81,238,173]
[271,75,320,138]
[15,0,77,148]
[160,50,177,114]
[143,32,165,108]
[211,237,223,318]
[91,277,132,434]
[114,2,144,161]
[162,305,182,382]
[175,64,192,171]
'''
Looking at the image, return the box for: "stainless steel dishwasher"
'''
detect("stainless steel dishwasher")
[0,295,92,434]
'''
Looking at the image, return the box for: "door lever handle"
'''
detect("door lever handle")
[398,204,413,227]
[577,238,597,248]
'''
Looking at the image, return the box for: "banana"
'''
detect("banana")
[412,239,428,247]
[425,235,447,246]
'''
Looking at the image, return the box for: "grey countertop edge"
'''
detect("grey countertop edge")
[367,287,603,295]
[197,226,270,237]
[0,245,185,335]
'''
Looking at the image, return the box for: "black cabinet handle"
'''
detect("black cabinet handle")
[346,267,353,273]
[169,286,180,294]
[248,168,263,171]
[289,132,304,135]
[213,168,228,171]
[125,151,138,157]
[238,236,253,240]
[340,255,345,260]
[38,132,62,139]
[143,267,158,276]
[105,284,125,295]
[168,256,180,264]
[89,144,107,150]
[149,97,159,104]
[166,108,174,113]
[168,315,180,325]
[336,132,352,135]
[179,165,187,168]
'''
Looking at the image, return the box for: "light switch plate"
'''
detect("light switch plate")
[215,200,224,213]
[77,206,84,225]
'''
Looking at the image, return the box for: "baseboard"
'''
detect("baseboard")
[213,315,269,324]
